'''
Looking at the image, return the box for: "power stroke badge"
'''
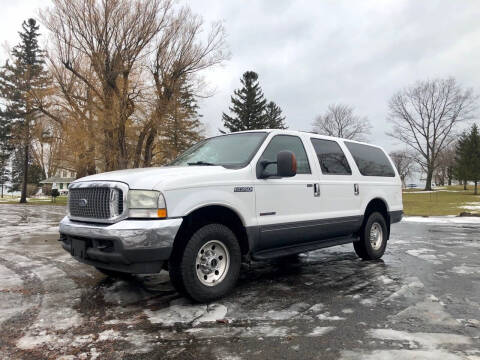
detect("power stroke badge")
[234,186,253,193]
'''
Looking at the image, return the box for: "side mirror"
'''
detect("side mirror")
[276,150,297,177]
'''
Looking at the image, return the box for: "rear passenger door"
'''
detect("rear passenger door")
[309,138,363,234]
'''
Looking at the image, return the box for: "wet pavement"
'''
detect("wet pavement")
[0,204,479,360]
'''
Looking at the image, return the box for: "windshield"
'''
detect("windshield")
[170,132,267,168]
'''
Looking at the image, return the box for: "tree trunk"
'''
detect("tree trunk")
[464,179,467,190]
[143,128,157,167]
[1,184,3,198]
[133,123,150,168]
[424,167,434,191]
[20,142,29,203]
[475,181,478,195]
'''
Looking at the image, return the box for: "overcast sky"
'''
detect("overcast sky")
[2,0,480,151]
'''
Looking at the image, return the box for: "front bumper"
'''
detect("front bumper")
[59,216,182,274]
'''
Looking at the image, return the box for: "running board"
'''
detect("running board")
[251,235,356,261]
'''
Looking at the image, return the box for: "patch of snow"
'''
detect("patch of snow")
[71,334,95,347]
[17,332,67,350]
[403,216,480,224]
[145,301,228,326]
[145,304,206,325]
[308,303,325,312]
[341,349,468,360]
[317,312,346,321]
[192,304,228,326]
[97,329,122,342]
[390,300,460,327]
[186,325,291,339]
[368,329,471,349]
[307,326,335,336]
[404,190,437,193]
[406,248,442,264]
[384,276,424,301]
[451,265,480,275]
[378,275,394,284]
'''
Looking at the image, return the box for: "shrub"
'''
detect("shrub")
[51,189,60,198]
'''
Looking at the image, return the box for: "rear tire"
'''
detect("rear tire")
[354,211,387,260]
[169,223,241,302]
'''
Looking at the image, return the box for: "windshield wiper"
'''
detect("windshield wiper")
[187,161,216,166]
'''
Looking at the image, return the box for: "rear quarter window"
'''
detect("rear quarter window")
[310,138,352,175]
[345,142,395,177]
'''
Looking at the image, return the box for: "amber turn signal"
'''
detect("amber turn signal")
[157,208,167,218]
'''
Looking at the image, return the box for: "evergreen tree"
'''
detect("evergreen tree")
[264,101,287,129]
[222,71,268,132]
[0,19,50,203]
[160,80,205,163]
[455,131,470,190]
[455,124,480,194]
[466,124,480,194]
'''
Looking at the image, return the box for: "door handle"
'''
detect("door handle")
[354,183,359,195]
[313,183,320,197]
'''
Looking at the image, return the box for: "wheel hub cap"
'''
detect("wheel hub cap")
[369,223,383,251]
[196,240,230,287]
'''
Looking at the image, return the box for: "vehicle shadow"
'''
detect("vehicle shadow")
[86,247,393,312]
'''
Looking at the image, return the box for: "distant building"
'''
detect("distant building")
[40,168,76,195]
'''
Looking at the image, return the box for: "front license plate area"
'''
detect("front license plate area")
[71,238,87,259]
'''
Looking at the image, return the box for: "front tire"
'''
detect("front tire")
[169,224,241,302]
[354,212,387,260]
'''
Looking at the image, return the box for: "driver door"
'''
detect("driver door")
[254,134,321,251]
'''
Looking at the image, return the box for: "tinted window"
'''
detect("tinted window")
[345,142,395,177]
[259,135,311,175]
[311,138,351,175]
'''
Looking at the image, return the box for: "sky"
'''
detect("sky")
[1,0,480,151]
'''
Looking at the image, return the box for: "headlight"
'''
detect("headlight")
[128,190,167,219]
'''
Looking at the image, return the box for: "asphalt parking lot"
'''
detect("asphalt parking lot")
[0,204,479,360]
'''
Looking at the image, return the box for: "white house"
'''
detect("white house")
[40,169,76,195]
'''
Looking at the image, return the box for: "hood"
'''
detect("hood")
[73,166,235,190]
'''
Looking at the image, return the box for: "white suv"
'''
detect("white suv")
[60,130,403,302]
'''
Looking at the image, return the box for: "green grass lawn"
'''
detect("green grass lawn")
[0,195,67,206]
[2,188,480,216]
[403,185,480,216]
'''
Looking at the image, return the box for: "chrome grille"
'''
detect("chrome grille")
[69,187,123,221]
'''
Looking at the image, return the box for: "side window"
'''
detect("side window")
[311,138,352,175]
[259,135,311,176]
[345,142,395,177]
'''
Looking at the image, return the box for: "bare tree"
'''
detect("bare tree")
[434,144,456,186]
[312,103,372,141]
[389,150,416,188]
[31,118,63,179]
[136,7,228,167]
[387,78,476,191]
[41,0,174,170]
[40,0,228,171]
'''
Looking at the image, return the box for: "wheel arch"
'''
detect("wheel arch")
[172,204,250,256]
[362,197,391,239]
